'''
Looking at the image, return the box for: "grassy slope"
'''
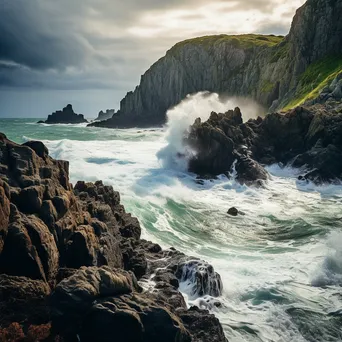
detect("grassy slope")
[170,34,284,53]
[283,55,342,109]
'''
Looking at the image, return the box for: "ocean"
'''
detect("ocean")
[1,100,342,341]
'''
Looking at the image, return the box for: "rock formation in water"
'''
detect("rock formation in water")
[38,104,88,124]
[0,132,226,341]
[90,0,342,129]
[186,103,342,184]
[94,109,115,121]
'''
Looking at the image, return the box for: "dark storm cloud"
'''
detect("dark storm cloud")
[0,1,91,70]
[0,0,304,92]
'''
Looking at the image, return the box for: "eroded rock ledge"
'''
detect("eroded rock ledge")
[186,104,342,185]
[0,133,226,342]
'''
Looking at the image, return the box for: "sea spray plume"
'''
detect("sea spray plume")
[312,232,342,287]
[157,92,230,170]
[219,96,266,121]
[157,92,262,171]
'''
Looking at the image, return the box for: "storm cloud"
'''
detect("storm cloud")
[0,0,305,117]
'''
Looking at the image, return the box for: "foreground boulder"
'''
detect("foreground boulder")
[51,267,190,342]
[0,133,227,342]
[186,104,342,184]
[0,275,51,327]
[37,104,88,124]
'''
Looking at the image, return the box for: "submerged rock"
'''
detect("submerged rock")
[227,207,239,216]
[38,104,88,124]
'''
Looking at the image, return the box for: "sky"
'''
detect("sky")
[0,0,306,118]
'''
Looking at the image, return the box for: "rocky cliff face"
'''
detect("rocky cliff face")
[90,0,342,129]
[38,104,88,125]
[0,133,226,341]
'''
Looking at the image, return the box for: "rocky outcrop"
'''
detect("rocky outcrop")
[187,108,269,185]
[51,266,191,342]
[0,133,226,341]
[94,109,115,121]
[38,104,88,124]
[90,0,342,129]
[186,103,342,184]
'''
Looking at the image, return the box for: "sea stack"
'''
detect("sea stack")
[37,104,88,124]
[95,109,115,121]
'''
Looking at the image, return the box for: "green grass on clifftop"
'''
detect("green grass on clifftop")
[170,34,284,54]
[283,55,342,109]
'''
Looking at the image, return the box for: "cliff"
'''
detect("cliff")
[38,104,88,124]
[90,0,342,129]
[0,133,226,341]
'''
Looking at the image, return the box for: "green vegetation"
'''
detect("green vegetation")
[261,80,275,93]
[269,41,290,63]
[283,55,342,110]
[169,34,284,54]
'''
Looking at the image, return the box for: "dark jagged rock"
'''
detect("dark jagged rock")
[51,267,190,342]
[50,266,140,334]
[187,107,269,185]
[0,133,227,342]
[187,104,342,184]
[0,274,51,327]
[179,306,227,342]
[80,294,191,342]
[235,155,269,186]
[175,259,223,298]
[94,109,115,121]
[38,104,88,124]
[227,207,238,216]
[89,0,342,128]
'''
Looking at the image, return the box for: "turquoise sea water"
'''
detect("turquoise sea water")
[1,116,342,342]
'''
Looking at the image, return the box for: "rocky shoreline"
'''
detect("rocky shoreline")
[186,103,342,185]
[0,133,226,341]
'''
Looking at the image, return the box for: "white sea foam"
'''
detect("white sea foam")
[37,122,89,127]
[311,232,342,287]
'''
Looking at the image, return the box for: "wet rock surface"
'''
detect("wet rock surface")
[38,104,88,124]
[0,133,227,341]
[187,104,342,184]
